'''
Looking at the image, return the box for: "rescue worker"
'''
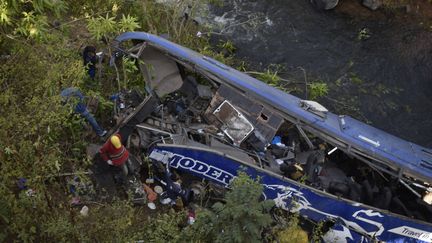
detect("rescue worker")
[61,87,107,137]
[83,46,97,79]
[160,169,192,206]
[99,134,129,176]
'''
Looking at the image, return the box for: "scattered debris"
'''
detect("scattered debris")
[71,197,81,206]
[154,185,163,194]
[80,205,89,217]
[143,184,157,209]
[17,178,27,190]
[187,207,196,225]
[25,189,36,197]
[147,202,156,210]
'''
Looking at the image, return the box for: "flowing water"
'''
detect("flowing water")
[206,0,432,147]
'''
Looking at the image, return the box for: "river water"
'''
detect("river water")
[206,0,432,148]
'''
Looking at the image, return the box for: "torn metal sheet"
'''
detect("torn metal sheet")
[213,100,254,144]
[204,85,283,149]
[138,46,183,96]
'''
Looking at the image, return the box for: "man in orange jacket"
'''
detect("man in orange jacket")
[99,133,130,176]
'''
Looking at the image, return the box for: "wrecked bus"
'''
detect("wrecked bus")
[110,32,432,242]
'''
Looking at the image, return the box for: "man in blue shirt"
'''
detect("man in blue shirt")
[61,87,107,137]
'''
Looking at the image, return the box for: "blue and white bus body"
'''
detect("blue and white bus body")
[149,145,432,242]
[113,32,432,242]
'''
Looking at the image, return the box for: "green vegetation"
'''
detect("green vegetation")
[245,65,329,100]
[308,81,329,100]
[311,221,325,243]
[271,210,309,243]
[0,1,310,242]
[183,171,275,243]
[349,72,364,85]
[218,39,236,54]
[0,0,67,40]
[257,69,282,87]
[357,27,371,41]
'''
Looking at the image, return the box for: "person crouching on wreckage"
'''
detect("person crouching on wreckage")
[159,168,193,208]
[99,133,130,176]
[152,160,193,207]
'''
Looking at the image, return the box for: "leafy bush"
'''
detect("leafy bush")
[272,212,309,243]
[0,0,68,40]
[183,171,275,243]
[87,13,140,42]
[308,81,329,100]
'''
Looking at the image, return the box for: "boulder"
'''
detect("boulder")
[362,0,382,10]
[310,0,339,10]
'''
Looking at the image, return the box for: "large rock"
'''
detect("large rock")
[362,0,382,10]
[310,0,339,10]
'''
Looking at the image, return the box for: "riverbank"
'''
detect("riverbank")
[337,0,432,23]
[207,0,432,147]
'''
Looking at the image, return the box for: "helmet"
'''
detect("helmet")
[110,135,122,149]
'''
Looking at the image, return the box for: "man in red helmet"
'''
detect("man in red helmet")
[99,133,130,175]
